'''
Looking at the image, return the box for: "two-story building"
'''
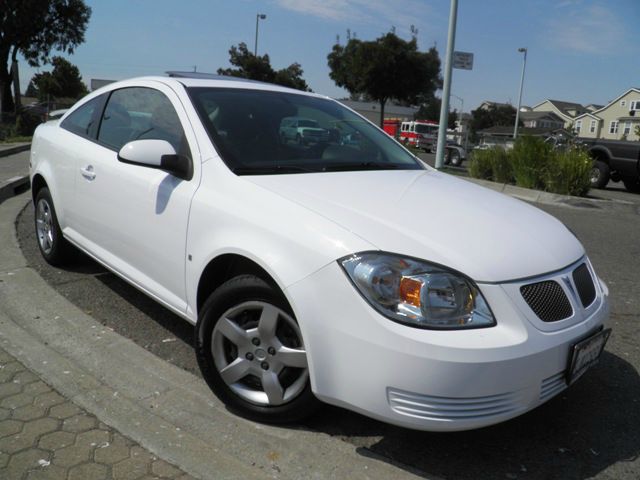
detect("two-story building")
[573,88,640,141]
[531,99,588,129]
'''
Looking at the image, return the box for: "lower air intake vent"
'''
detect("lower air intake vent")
[573,263,596,308]
[520,281,573,322]
[387,388,521,421]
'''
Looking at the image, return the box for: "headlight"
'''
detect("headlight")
[340,252,495,329]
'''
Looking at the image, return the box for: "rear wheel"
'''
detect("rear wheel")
[590,160,610,189]
[622,177,640,193]
[195,275,320,423]
[34,187,71,266]
[449,149,462,167]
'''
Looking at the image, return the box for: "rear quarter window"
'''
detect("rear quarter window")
[60,96,103,138]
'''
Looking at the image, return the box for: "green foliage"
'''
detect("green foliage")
[14,111,42,136]
[490,147,513,184]
[468,138,591,196]
[1,0,91,113]
[415,95,457,128]
[544,147,592,196]
[31,56,88,100]
[468,148,495,180]
[24,80,39,98]
[510,136,551,190]
[327,32,442,126]
[469,104,520,142]
[217,43,310,91]
[635,124,640,138]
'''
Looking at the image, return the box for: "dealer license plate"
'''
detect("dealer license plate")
[567,328,611,385]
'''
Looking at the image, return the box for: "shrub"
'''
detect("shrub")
[510,136,552,190]
[14,111,42,137]
[489,147,513,184]
[544,147,592,196]
[468,148,496,180]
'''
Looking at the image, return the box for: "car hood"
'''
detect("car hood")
[246,169,584,282]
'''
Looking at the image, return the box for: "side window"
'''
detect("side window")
[97,87,189,156]
[60,96,102,138]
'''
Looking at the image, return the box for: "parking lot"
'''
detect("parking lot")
[13,174,640,480]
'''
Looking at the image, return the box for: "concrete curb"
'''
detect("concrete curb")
[0,174,30,203]
[462,176,635,211]
[0,193,424,480]
[0,142,31,158]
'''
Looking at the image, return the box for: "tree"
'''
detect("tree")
[327,32,442,127]
[0,0,91,113]
[217,42,310,91]
[31,56,88,101]
[469,103,520,141]
[415,95,458,129]
[24,80,39,98]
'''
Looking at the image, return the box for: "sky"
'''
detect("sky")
[18,0,640,113]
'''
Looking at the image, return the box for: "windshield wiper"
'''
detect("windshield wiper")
[233,165,317,175]
[321,162,400,172]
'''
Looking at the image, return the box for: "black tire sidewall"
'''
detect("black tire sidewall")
[591,161,610,189]
[195,275,319,423]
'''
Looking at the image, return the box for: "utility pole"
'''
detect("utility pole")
[435,0,458,169]
[513,47,528,139]
[254,13,267,55]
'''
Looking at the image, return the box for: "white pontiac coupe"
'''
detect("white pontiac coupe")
[30,73,610,431]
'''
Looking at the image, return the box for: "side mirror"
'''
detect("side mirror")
[117,139,193,180]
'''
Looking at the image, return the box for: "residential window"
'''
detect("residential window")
[609,121,619,134]
[623,122,631,136]
[630,100,640,111]
[621,100,626,107]
[590,120,596,133]
[575,120,582,133]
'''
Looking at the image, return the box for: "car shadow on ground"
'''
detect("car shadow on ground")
[16,204,640,480]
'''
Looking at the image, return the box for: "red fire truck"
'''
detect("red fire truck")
[398,120,439,151]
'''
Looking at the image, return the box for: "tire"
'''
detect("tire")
[590,160,610,189]
[295,133,303,145]
[622,177,640,193]
[34,187,71,266]
[449,150,462,167]
[195,275,320,424]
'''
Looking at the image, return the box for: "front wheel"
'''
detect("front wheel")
[590,160,610,189]
[34,187,71,266]
[195,275,320,423]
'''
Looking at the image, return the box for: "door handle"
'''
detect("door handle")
[80,165,96,181]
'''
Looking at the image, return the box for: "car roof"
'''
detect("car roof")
[110,73,330,100]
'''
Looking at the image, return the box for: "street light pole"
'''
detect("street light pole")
[435,0,458,169]
[513,47,527,139]
[254,13,267,56]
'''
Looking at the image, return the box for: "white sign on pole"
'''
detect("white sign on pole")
[453,51,474,70]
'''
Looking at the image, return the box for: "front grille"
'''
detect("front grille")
[573,263,596,308]
[520,281,573,322]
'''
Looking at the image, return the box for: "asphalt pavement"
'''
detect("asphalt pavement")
[3,148,640,479]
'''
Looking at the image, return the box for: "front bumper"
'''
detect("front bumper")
[286,259,610,431]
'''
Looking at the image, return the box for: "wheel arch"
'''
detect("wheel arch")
[588,146,612,165]
[31,173,48,203]
[196,253,284,316]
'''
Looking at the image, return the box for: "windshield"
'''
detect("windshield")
[188,87,422,175]
[415,124,437,135]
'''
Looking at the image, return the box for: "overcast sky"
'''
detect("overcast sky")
[19,0,640,112]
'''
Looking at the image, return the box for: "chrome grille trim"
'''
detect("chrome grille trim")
[388,388,521,420]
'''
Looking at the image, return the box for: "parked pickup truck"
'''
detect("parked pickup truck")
[578,138,640,192]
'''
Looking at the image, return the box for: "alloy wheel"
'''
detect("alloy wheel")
[36,198,54,255]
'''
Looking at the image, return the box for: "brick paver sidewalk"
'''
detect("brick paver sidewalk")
[0,346,196,480]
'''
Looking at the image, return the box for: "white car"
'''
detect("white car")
[29,73,610,431]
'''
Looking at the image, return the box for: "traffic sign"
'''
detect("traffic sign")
[453,51,474,70]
